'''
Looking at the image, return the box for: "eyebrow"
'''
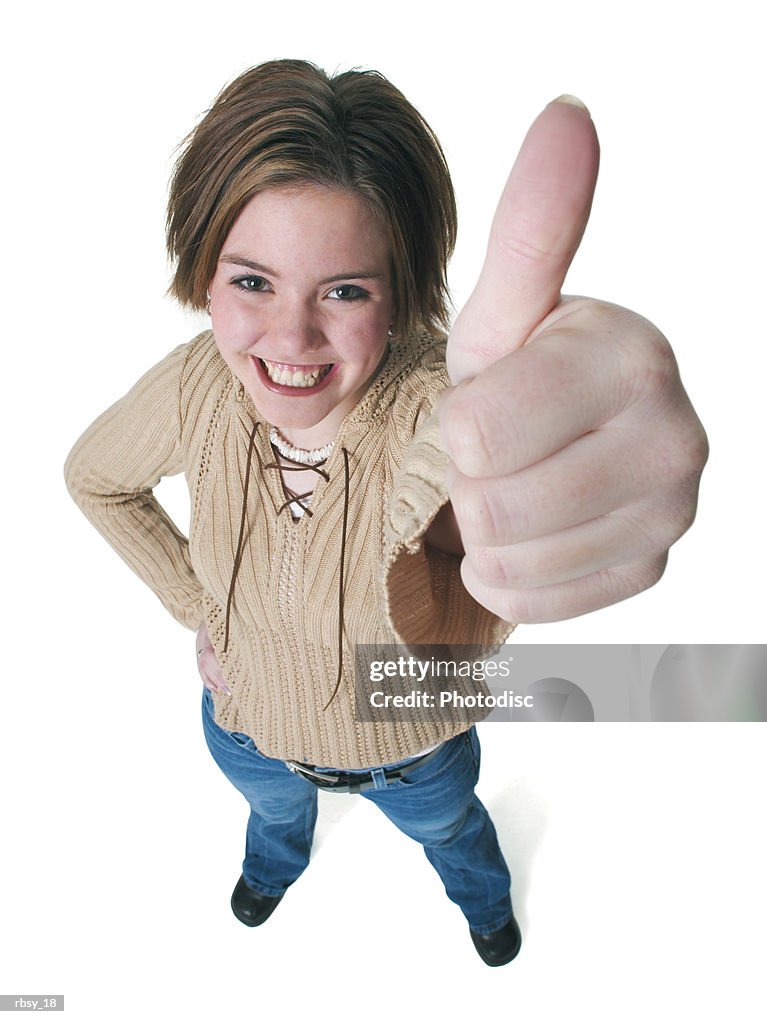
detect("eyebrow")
[219,253,387,285]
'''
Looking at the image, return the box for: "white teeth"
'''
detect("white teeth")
[262,360,329,387]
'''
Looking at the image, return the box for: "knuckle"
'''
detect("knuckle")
[621,507,677,559]
[486,588,536,624]
[453,479,527,546]
[609,312,679,409]
[666,483,702,542]
[633,554,667,591]
[464,545,513,587]
[644,325,678,384]
[499,589,539,624]
[440,385,513,478]
[664,410,709,481]
[643,416,708,544]
[609,555,668,601]
[451,482,493,544]
[440,391,484,476]
[460,561,531,623]
[466,542,552,589]
[630,326,679,402]
[494,230,560,267]
[678,418,710,484]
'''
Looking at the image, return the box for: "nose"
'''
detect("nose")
[261,296,326,360]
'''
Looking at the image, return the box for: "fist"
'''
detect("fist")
[439,97,708,622]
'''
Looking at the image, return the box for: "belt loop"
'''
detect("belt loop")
[371,767,388,791]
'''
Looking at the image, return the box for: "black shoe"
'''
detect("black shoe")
[470,913,522,966]
[230,874,285,927]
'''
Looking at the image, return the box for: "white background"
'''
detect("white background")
[2,1,765,1020]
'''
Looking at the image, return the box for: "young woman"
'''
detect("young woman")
[64,59,706,967]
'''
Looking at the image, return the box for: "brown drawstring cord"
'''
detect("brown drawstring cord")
[224,423,351,711]
[322,446,350,712]
[265,456,330,518]
[224,420,262,653]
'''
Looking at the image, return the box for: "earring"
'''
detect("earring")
[206,292,212,316]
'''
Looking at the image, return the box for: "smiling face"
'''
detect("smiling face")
[208,185,395,448]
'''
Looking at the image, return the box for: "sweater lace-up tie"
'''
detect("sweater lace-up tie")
[224,419,351,710]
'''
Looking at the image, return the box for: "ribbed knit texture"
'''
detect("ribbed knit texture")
[65,329,513,768]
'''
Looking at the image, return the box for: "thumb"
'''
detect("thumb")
[447,96,600,384]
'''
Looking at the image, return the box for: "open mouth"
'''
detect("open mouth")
[259,358,334,389]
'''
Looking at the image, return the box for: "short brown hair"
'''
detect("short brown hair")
[166,59,457,337]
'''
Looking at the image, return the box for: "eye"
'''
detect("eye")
[327,284,369,302]
[232,275,271,293]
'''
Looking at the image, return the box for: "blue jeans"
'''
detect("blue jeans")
[201,688,512,933]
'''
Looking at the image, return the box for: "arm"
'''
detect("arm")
[64,340,204,630]
[382,406,513,649]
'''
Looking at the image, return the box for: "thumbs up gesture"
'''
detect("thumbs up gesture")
[438,97,708,622]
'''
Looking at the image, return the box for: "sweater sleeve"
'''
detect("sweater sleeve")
[63,340,204,631]
[382,411,514,651]
[381,338,514,651]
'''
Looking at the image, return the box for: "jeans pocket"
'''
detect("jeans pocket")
[228,730,256,751]
[391,730,473,788]
[466,726,481,776]
[202,687,258,753]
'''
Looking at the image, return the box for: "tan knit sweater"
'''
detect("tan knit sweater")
[64,328,512,767]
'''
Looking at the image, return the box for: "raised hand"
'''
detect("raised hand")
[439,97,708,623]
